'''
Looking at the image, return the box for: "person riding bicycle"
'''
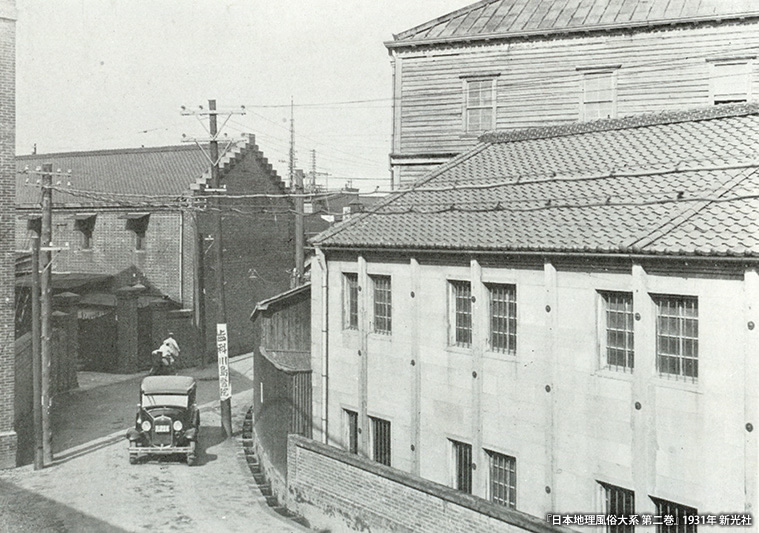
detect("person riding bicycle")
[151,332,180,373]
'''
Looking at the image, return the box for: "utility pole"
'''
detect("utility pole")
[40,163,53,465]
[181,100,245,439]
[30,223,42,470]
[291,98,304,284]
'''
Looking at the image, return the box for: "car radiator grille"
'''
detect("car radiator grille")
[152,415,173,446]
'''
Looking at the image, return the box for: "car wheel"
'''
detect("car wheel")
[129,441,139,465]
[187,440,197,466]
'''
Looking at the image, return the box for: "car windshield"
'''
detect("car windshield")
[142,393,188,408]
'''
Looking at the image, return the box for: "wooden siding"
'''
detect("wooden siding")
[392,21,759,186]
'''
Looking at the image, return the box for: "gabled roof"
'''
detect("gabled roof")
[313,102,759,259]
[250,282,311,322]
[388,0,759,47]
[15,135,285,208]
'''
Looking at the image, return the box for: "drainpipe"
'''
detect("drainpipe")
[316,247,329,444]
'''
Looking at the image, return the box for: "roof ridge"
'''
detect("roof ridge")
[16,144,198,160]
[631,166,759,252]
[480,102,759,144]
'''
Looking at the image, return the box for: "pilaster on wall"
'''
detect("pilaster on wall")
[543,261,558,509]
[311,248,328,445]
[631,263,656,515]
[744,268,759,515]
[471,259,486,497]
[357,255,369,457]
[409,257,421,476]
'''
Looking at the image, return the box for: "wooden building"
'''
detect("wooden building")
[308,103,759,528]
[250,283,312,499]
[387,0,759,187]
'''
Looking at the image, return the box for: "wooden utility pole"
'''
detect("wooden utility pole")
[30,227,42,470]
[208,99,233,438]
[181,100,245,439]
[291,98,304,284]
[40,163,53,465]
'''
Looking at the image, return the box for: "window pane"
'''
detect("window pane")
[655,296,698,381]
[344,273,358,330]
[371,275,392,334]
[451,281,472,347]
[451,440,472,494]
[488,450,516,508]
[602,292,634,372]
[370,416,391,466]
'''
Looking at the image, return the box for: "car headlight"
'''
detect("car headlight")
[173,420,183,431]
[141,420,151,432]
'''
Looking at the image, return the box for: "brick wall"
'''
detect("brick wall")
[197,142,293,356]
[287,435,567,533]
[14,210,185,303]
[0,4,16,468]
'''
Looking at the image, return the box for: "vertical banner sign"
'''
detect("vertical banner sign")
[216,324,232,401]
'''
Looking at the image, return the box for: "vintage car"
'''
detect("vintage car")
[126,375,200,465]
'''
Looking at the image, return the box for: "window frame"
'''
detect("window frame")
[370,274,392,335]
[580,68,618,121]
[342,408,358,455]
[450,439,473,494]
[653,295,698,382]
[599,291,635,373]
[369,415,391,466]
[486,449,516,509]
[73,214,96,251]
[343,272,358,331]
[448,280,472,348]
[650,496,697,533]
[462,77,496,134]
[488,283,517,355]
[123,214,149,252]
[599,481,635,533]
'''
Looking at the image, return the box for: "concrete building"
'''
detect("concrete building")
[387,0,759,187]
[308,102,759,526]
[0,0,15,469]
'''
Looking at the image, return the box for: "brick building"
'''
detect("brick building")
[306,103,759,529]
[15,136,295,369]
[0,0,14,469]
[387,0,759,187]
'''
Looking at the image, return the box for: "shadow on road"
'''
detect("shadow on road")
[0,479,128,532]
[195,425,227,466]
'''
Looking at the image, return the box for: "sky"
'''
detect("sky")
[15,0,475,192]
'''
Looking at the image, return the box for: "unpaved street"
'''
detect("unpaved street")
[0,356,306,533]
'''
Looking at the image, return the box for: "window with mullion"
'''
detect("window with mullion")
[601,291,634,372]
[489,284,516,354]
[651,496,697,533]
[450,281,472,347]
[655,296,698,381]
[465,78,495,133]
[370,416,391,466]
[487,450,516,509]
[371,275,391,335]
[343,273,358,330]
[451,440,472,494]
[599,481,635,533]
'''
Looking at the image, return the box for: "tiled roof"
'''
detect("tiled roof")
[313,102,759,258]
[389,0,759,46]
[16,145,209,207]
[15,135,281,208]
